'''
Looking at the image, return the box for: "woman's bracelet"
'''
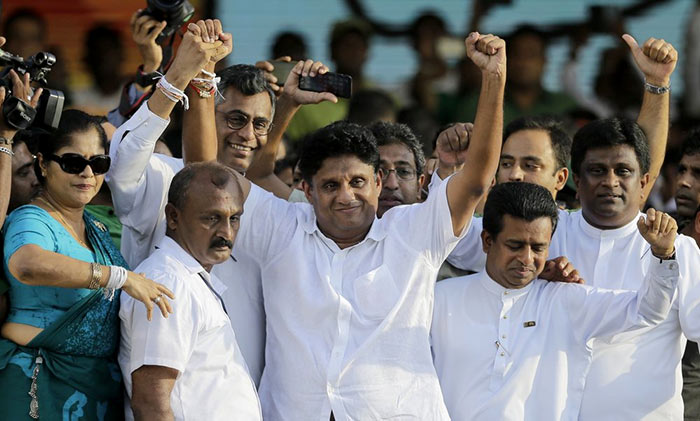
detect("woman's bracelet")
[88,262,102,289]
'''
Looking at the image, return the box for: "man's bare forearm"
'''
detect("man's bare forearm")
[182,64,218,163]
[637,88,670,202]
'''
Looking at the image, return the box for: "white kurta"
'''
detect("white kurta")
[432,261,679,420]
[551,211,700,420]
[119,237,261,420]
[236,177,467,420]
[106,102,266,385]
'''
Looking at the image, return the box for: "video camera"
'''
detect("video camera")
[141,0,195,44]
[0,48,64,130]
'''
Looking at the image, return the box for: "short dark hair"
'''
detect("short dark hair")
[13,128,42,154]
[168,162,239,210]
[347,89,396,126]
[216,64,276,118]
[571,117,650,176]
[34,110,108,185]
[330,20,371,53]
[370,121,425,175]
[3,8,46,40]
[505,24,547,50]
[271,31,308,61]
[298,121,379,184]
[681,129,700,158]
[483,182,559,238]
[504,115,572,171]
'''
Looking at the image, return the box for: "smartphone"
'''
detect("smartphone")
[298,72,352,99]
[270,61,296,86]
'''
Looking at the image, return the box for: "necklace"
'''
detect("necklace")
[35,196,90,249]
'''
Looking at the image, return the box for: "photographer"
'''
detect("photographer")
[0,33,45,324]
[0,36,43,227]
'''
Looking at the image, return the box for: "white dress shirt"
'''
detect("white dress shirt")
[430,173,700,419]
[119,236,261,420]
[237,176,466,420]
[106,102,266,385]
[551,211,700,420]
[432,260,679,421]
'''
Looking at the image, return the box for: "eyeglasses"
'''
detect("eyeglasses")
[46,153,111,175]
[218,110,273,137]
[380,166,417,181]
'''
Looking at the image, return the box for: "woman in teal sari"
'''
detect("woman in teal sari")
[0,110,174,420]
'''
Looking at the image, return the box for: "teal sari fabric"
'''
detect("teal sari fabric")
[0,210,128,420]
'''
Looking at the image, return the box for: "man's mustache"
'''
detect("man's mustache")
[210,237,233,249]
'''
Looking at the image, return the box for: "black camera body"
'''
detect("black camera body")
[141,0,195,44]
[0,48,64,130]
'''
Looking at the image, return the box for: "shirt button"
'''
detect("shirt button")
[669,262,677,270]
[503,315,508,319]
[504,291,509,295]
[500,352,505,357]
[502,334,506,339]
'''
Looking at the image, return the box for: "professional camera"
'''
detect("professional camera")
[141,0,195,44]
[0,48,64,130]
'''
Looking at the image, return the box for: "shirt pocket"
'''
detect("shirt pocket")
[351,265,400,321]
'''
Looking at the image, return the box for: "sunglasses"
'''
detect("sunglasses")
[46,153,111,175]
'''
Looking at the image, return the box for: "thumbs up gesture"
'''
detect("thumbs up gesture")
[622,34,678,87]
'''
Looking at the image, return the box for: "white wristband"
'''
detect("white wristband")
[103,265,128,300]
[157,76,190,110]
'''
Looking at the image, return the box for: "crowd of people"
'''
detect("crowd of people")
[0,4,698,421]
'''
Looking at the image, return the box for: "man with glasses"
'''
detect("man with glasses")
[107,20,335,386]
[371,122,426,217]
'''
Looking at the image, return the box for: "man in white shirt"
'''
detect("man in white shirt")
[437,35,699,418]
[432,181,679,420]
[443,35,676,279]
[442,116,575,275]
[119,162,261,420]
[559,110,700,419]
[107,19,335,384]
[218,32,504,419]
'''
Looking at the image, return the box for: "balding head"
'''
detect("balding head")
[165,162,245,271]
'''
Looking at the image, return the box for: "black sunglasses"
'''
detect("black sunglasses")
[47,153,111,175]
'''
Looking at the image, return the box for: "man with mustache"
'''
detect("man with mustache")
[119,162,261,420]
[431,182,679,419]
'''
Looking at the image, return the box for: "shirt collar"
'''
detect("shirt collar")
[578,210,641,240]
[478,270,534,298]
[157,236,208,277]
[300,207,388,244]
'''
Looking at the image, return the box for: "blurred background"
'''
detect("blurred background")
[2,0,698,184]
